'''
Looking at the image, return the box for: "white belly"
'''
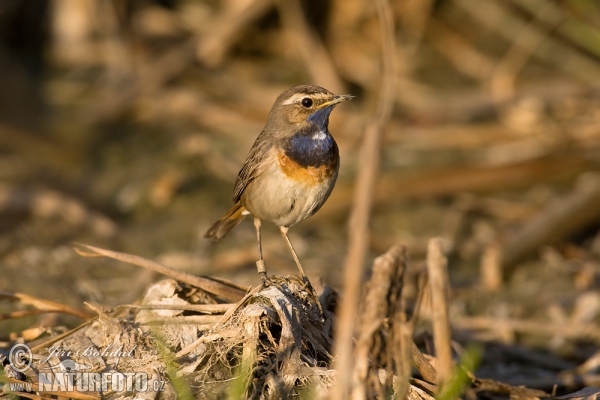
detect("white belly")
[241,160,338,227]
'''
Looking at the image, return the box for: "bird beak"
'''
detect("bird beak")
[317,94,355,109]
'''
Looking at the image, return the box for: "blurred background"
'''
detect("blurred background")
[1,0,600,391]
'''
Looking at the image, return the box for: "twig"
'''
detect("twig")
[426,238,452,384]
[30,318,98,353]
[136,315,222,326]
[73,243,248,302]
[120,303,234,314]
[472,377,549,398]
[410,340,438,384]
[0,291,93,320]
[331,0,396,396]
[175,329,242,359]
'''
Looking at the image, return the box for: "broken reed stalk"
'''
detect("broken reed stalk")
[331,0,396,396]
[352,246,408,398]
[426,238,453,384]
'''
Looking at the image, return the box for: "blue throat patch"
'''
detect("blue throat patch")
[307,105,333,128]
[284,106,338,168]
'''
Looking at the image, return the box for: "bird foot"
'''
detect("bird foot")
[256,259,269,288]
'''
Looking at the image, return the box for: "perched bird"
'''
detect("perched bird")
[204,85,353,285]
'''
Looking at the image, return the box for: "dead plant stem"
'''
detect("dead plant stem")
[331,0,396,397]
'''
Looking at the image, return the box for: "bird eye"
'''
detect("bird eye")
[301,97,313,108]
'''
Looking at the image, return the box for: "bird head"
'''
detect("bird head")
[267,85,354,135]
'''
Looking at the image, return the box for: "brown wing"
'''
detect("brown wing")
[233,131,273,202]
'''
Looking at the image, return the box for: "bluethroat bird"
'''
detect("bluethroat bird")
[204,85,353,287]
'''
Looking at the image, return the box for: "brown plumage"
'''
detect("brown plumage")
[204,85,353,286]
[203,202,247,240]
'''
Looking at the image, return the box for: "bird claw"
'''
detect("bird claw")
[259,271,270,288]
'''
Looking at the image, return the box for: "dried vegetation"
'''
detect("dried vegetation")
[1,0,600,399]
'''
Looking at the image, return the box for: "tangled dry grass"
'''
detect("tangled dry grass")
[4,242,594,399]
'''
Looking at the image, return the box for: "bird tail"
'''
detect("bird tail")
[204,202,248,240]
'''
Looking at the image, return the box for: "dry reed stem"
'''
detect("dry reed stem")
[73,243,247,302]
[426,238,452,385]
[331,0,396,396]
[30,319,98,354]
[0,291,93,320]
[323,155,589,220]
[119,303,234,313]
[136,315,223,326]
[472,377,549,399]
[502,173,600,271]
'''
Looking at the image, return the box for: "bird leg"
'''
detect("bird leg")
[279,226,324,317]
[254,218,268,284]
[279,226,307,277]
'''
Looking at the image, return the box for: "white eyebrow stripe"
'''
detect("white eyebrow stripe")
[281,92,330,105]
[282,93,306,105]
